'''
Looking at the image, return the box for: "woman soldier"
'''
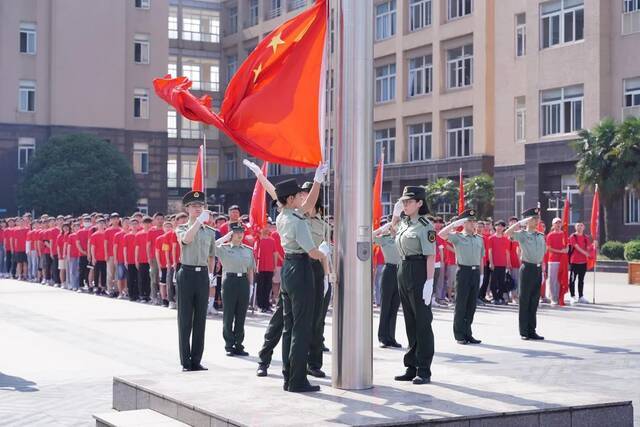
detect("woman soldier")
[392,186,437,385]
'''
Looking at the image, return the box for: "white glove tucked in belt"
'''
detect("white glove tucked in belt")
[422,278,433,305]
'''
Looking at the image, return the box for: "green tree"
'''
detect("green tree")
[425,178,458,217]
[465,173,495,219]
[617,116,640,185]
[17,134,138,216]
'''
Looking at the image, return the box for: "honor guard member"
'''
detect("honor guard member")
[392,186,436,385]
[505,207,546,341]
[275,178,327,393]
[372,219,402,348]
[300,181,332,378]
[438,209,485,345]
[175,190,217,371]
[216,223,255,357]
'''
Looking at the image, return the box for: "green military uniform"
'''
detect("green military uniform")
[175,191,216,371]
[511,207,546,339]
[446,209,485,343]
[394,186,436,383]
[373,232,401,346]
[217,225,255,354]
[275,179,318,392]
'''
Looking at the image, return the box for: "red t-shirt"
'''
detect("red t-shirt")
[90,231,107,262]
[154,235,168,268]
[68,233,81,257]
[489,234,509,268]
[147,226,164,249]
[482,233,491,265]
[509,240,521,269]
[569,233,591,264]
[271,231,284,267]
[444,240,457,265]
[124,232,137,265]
[76,228,92,254]
[49,228,61,256]
[13,227,28,252]
[57,233,68,257]
[255,236,276,272]
[40,228,51,254]
[546,231,566,262]
[374,245,385,266]
[3,228,11,250]
[135,230,150,264]
[435,235,445,264]
[166,230,179,265]
[114,231,126,264]
[104,226,121,258]
[160,231,174,266]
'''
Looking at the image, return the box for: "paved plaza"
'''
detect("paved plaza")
[1,273,639,426]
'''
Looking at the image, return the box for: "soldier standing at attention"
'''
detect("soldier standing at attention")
[216,223,255,357]
[392,186,436,385]
[505,207,546,341]
[175,190,217,371]
[438,209,485,345]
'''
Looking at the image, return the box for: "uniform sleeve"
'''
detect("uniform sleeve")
[512,231,525,244]
[480,238,486,258]
[248,250,256,271]
[447,233,461,245]
[209,235,216,258]
[373,235,383,246]
[419,227,436,256]
[295,219,316,253]
[176,227,188,245]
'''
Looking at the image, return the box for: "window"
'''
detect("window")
[135,0,150,9]
[374,128,395,164]
[248,0,259,27]
[409,0,431,31]
[408,122,432,162]
[540,85,583,136]
[375,0,396,41]
[168,57,177,77]
[375,63,396,103]
[133,89,149,119]
[167,155,177,187]
[625,189,640,224]
[437,202,453,217]
[137,198,149,215]
[448,0,472,20]
[18,137,35,170]
[515,96,526,142]
[169,8,178,39]
[167,109,177,138]
[268,163,281,176]
[180,155,197,187]
[183,63,201,89]
[447,44,473,89]
[133,143,149,174]
[624,0,640,13]
[134,34,149,64]
[229,7,238,34]
[18,80,36,112]
[226,55,238,82]
[209,65,220,92]
[268,0,282,19]
[290,0,307,11]
[540,0,583,49]
[182,9,220,43]
[624,77,640,107]
[408,55,433,97]
[181,117,201,139]
[447,115,473,157]
[381,192,392,216]
[19,23,36,54]
[516,13,526,57]
[225,152,237,180]
[325,69,335,114]
[515,178,525,216]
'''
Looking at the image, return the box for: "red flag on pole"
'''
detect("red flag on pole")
[249,162,269,235]
[372,157,384,230]
[153,0,327,167]
[192,145,204,192]
[458,168,465,215]
[588,185,600,270]
[558,193,571,306]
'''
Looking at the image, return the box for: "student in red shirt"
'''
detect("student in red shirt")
[270,224,284,305]
[489,220,511,305]
[165,213,187,309]
[123,218,140,301]
[444,232,457,302]
[254,227,277,312]
[135,216,153,302]
[477,221,493,303]
[67,222,82,290]
[508,216,522,302]
[156,221,173,307]
[568,222,592,304]
[113,218,130,299]
[147,213,166,305]
[76,216,94,289]
[104,213,122,296]
[12,217,29,281]
[49,216,63,286]
[546,218,568,305]
[90,218,108,295]
[0,219,6,278]
[58,223,71,289]
[432,217,448,306]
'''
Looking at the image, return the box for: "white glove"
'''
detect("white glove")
[197,210,210,224]
[392,200,404,218]
[479,275,484,286]
[323,275,329,295]
[451,218,468,228]
[243,159,262,176]
[318,241,332,257]
[377,222,392,234]
[208,273,215,283]
[518,217,530,226]
[422,279,433,305]
[313,163,329,183]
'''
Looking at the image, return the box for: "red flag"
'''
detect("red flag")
[588,185,600,270]
[558,194,571,306]
[192,145,204,192]
[458,168,465,215]
[153,0,327,167]
[249,162,269,235]
[372,157,384,230]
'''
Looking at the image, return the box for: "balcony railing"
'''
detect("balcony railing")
[288,0,307,11]
[623,105,640,120]
[267,7,282,20]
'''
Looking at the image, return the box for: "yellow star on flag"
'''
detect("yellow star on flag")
[268,33,286,54]
[253,63,263,83]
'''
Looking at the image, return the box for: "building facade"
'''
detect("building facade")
[0,0,169,215]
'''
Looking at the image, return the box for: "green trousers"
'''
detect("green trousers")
[378,263,400,344]
[222,275,250,351]
[176,266,209,369]
[258,294,283,366]
[397,257,434,378]
[281,254,314,389]
[308,259,325,370]
[519,262,542,337]
[453,265,480,341]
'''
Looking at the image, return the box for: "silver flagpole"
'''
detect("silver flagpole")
[332,0,373,390]
[592,184,598,304]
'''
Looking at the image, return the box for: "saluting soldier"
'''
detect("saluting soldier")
[175,190,217,371]
[392,186,436,385]
[372,218,402,348]
[438,209,485,345]
[216,223,255,356]
[505,207,546,341]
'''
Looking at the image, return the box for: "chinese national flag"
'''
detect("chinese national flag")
[249,162,269,235]
[372,158,384,230]
[458,168,465,215]
[588,185,600,270]
[153,0,327,167]
[192,145,204,192]
[558,195,571,306]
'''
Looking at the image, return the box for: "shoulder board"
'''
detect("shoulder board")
[418,217,430,227]
[204,225,216,231]
[292,212,306,220]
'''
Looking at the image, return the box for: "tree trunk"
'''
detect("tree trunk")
[602,202,610,243]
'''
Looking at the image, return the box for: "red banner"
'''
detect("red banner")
[249,162,269,234]
[558,195,571,306]
[588,185,599,270]
[192,145,204,192]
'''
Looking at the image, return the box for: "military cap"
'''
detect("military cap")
[228,205,240,212]
[275,178,302,199]
[494,219,506,227]
[459,208,478,221]
[182,190,206,206]
[110,212,120,218]
[521,207,541,218]
[230,222,245,233]
[398,185,426,201]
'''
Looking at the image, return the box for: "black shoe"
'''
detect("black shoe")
[288,383,320,393]
[307,368,326,378]
[456,339,469,345]
[477,298,486,306]
[520,335,530,340]
[181,364,191,372]
[322,345,330,352]
[257,364,268,377]
[529,333,545,340]
[389,341,402,348]
[233,348,249,356]
[283,381,288,391]
[379,342,390,348]
[467,337,482,344]
[191,364,208,371]
[394,369,417,381]
[493,300,502,305]
[225,350,235,356]
[479,297,490,304]
[412,376,430,385]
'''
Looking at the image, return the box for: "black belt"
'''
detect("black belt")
[458,265,480,270]
[402,255,425,261]
[385,263,398,267]
[523,261,542,268]
[285,253,309,260]
[181,265,208,272]
[226,272,247,278]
